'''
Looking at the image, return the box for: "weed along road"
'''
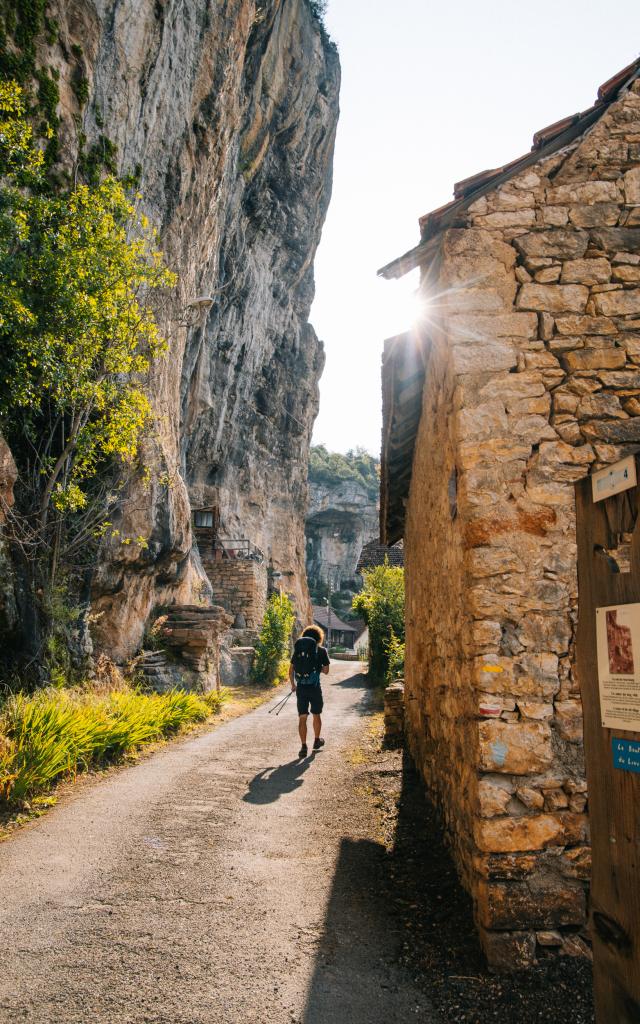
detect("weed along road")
[0,663,431,1024]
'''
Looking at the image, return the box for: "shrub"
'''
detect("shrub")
[386,630,405,683]
[352,561,404,682]
[0,683,229,806]
[251,594,295,686]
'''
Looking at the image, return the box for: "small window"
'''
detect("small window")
[194,510,213,528]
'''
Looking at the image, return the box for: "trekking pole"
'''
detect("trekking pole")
[274,690,293,716]
[268,690,292,714]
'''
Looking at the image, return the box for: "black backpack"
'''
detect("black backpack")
[292,636,319,681]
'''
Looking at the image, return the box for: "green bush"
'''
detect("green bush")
[251,594,295,686]
[0,683,229,806]
[352,561,404,682]
[386,631,405,683]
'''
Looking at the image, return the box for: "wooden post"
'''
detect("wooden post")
[575,471,640,1023]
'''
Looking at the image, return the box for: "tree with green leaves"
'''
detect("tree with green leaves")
[0,81,175,666]
[252,594,296,686]
[352,561,405,682]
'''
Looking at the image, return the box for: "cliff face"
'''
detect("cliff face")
[306,478,378,595]
[41,0,339,658]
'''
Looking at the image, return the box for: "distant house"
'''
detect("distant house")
[312,605,358,650]
[356,539,404,575]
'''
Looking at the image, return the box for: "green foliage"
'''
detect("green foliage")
[0,683,229,805]
[308,445,379,501]
[0,83,174,653]
[385,630,405,683]
[352,561,404,681]
[0,0,60,167]
[308,0,328,21]
[251,594,295,686]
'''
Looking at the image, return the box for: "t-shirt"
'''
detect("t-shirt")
[316,645,330,670]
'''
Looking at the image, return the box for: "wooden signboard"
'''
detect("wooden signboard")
[576,465,640,1023]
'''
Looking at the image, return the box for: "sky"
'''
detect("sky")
[309,0,640,456]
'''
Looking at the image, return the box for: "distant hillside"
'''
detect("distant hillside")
[308,446,379,502]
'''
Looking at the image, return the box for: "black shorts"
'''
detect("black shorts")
[296,683,323,716]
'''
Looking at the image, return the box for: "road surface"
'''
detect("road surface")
[0,662,432,1023]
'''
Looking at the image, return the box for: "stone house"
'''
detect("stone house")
[378,58,640,968]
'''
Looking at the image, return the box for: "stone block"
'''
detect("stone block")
[467,546,525,577]
[546,181,619,205]
[451,341,517,376]
[517,702,553,721]
[593,289,640,316]
[479,928,537,971]
[598,369,640,388]
[612,264,640,283]
[448,311,538,339]
[581,419,640,444]
[474,209,536,229]
[591,227,640,252]
[515,786,545,810]
[576,392,625,419]
[555,699,584,742]
[517,284,589,314]
[479,778,514,817]
[477,879,586,930]
[559,846,591,880]
[562,348,626,370]
[560,258,611,285]
[476,812,588,854]
[555,314,616,336]
[457,401,509,441]
[515,229,589,260]
[474,852,539,880]
[569,203,621,228]
[479,720,553,774]
[535,266,561,283]
[624,166,640,204]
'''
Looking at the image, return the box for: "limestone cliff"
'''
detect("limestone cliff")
[35,0,339,659]
[306,477,378,600]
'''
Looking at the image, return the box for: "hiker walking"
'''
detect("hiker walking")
[289,624,330,759]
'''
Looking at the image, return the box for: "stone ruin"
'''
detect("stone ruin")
[379,59,640,969]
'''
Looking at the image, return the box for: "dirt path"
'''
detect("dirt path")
[0,663,433,1024]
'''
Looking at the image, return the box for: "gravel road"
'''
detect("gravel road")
[0,663,433,1024]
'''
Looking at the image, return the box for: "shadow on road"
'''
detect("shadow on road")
[243,758,315,804]
[301,835,425,1023]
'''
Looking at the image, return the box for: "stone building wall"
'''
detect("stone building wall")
[404,80,640,968]
[204,560,268,629]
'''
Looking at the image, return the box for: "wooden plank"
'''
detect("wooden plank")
[575,470,640,1023]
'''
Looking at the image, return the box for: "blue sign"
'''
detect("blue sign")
[612,738,640,773]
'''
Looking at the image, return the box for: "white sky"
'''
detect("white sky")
[309,0,640,456]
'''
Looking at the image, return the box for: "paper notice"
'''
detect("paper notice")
[596,603,640,731]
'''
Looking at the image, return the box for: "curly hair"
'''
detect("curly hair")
[302,624,324,645]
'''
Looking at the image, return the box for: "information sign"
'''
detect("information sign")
[596,603,640,730]
[612,737,640,773]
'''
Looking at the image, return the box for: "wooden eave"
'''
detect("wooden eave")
[380,331,430,546]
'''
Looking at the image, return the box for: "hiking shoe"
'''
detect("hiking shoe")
[313,738,325,751]
[298,744,308,758]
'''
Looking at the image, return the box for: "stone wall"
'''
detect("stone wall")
[404,80,640,968]
[204,559,268,629]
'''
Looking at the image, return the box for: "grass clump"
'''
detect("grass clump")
[0,683,228,806]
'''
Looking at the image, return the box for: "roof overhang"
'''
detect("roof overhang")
[378,57,640,282]
[380,331,430,545]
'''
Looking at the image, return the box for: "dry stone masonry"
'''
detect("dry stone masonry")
[380,63,640,969]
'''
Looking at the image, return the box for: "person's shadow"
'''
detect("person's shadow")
[243,758,314,805]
